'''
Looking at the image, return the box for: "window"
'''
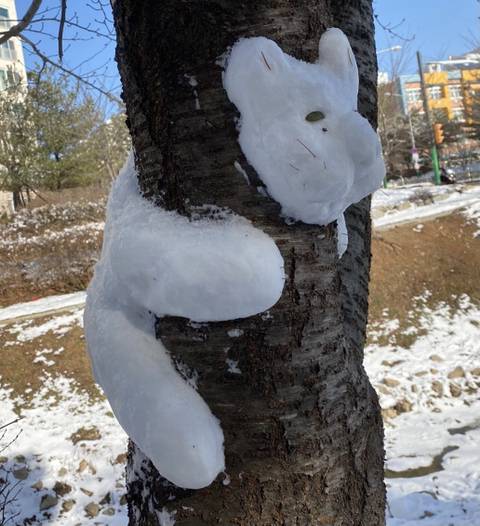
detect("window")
[452,108,465,121]
[406,88,421,102]
[449,85,462,100]
[0,68,20,91]
[428,86,443,100]
[0,7,9,30]
[433,108,448,121]
[0,40,16,61]
[0,69,7,90]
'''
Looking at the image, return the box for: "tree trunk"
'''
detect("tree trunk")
[112,1,385,524]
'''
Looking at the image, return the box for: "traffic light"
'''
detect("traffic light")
[434,123,444,144]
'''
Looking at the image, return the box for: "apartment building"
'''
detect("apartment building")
[0,0,27,91]
[396,51,480,123]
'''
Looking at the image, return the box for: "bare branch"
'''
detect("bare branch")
[58,0,67,61]
[0,0,43,45]
[20,35,121,104]
[374,14,415,43]
[0,420,19,433]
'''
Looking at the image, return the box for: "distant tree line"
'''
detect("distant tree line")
[0,67,130,207]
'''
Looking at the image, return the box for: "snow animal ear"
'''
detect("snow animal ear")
[317,28,359,96]
[224,37,289,105]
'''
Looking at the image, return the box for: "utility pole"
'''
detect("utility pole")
[417,51,441,185]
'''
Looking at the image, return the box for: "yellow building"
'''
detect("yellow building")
[397,56,480,123]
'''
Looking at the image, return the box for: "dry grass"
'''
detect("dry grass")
[27,185,110,209]
[369,213,480,347]
[0,200,105,307]
[0,309,101,407]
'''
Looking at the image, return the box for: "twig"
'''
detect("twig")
[261,51,271,71]
[58,0,67,62]
[0,420,19,432]
[296,138,317,158]
[374,14,415,43]
[20,35,121,103]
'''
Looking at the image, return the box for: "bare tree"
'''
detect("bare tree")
[110,1,385,524]
[0,0,120,102]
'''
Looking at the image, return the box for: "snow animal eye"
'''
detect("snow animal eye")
[305,111,325,122]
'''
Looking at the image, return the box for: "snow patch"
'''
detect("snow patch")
[0,375,127,525]
[365,296,480,525]
[0,292,86,323]
[373,184,480,229]
[226,359,241,375]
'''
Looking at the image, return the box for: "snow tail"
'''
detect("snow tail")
[84,277,225,490]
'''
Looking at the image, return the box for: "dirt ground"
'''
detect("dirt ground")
[1,203,478,313]
[0,312,101,405]
[369,214,480,346]
[1,208,478,405]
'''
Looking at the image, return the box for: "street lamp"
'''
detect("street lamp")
[377,45,402,55]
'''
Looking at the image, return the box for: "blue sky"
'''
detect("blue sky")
[14,0,480,95]
[374,0,479,75]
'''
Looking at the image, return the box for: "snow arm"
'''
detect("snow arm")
[106,208,284,323]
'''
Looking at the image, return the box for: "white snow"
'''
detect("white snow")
[234,160,250,185]
[7,309,84,342]
[463,197,480,236]
[156,508,176,526]
[84,154,285,489]
[227,328,244,338]
[0,374,128,525]
[0,291,86,323]
[224,28,385,239]
[336,214,348,257]
[372,183,452,210]
[373,184,480,229]
[365,294,480,525]
[226,359,241,375]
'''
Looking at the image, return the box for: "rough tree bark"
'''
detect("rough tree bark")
[111,1,385,524]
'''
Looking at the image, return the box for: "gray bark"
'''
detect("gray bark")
[111,1,385,524]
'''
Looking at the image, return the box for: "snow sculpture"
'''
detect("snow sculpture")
[85,27,383,491]
[224,28,385,255]
[84,154,285,489]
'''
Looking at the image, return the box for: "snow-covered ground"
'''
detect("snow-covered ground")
[1,182,479,524]
[1,294,479,524]
[0,292,86,323]
[372,183,480,229]
[0,307,128,525]
[0,379,128,525]
[365,294,480,525]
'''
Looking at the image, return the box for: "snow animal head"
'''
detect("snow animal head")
[224,28,385,225]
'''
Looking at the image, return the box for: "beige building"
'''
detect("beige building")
[0,0,27,214]
[0,0,27,91]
